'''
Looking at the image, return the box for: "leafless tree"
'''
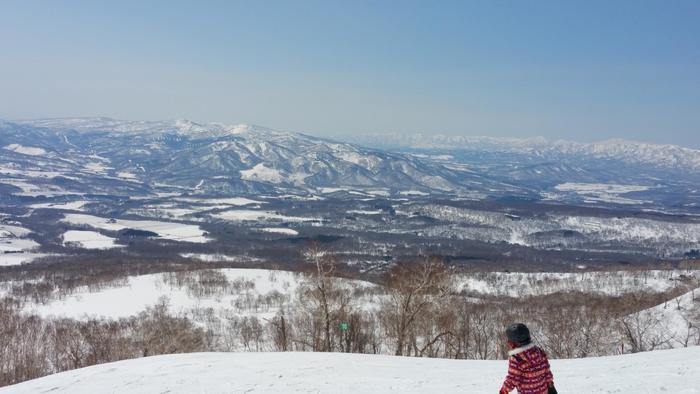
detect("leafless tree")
[381,256,451,356]
[298,242,352,352]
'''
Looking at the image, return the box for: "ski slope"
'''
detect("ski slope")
[1,347,698,393]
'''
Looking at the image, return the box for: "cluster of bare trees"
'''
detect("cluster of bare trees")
[0,298,209,387]
[1,248,698,388]
[202,249,699,360]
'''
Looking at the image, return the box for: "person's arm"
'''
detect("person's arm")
[499,357,522,393]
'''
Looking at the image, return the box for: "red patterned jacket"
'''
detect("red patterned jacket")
[500,344,554,394]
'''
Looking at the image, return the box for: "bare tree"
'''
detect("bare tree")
[298,242,352,352]
[382,256,451,356]
[268,310,291,351]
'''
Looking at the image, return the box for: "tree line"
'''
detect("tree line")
[1,245,698,387]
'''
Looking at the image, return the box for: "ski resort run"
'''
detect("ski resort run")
[1,347,698,394]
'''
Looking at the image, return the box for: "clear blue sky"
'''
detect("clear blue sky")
[1,0,699,147]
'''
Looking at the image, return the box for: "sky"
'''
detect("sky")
[1,0,699,147]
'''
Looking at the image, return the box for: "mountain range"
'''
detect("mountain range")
[2,117,699,209]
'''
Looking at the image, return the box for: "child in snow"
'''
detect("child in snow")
[499,323,557,394]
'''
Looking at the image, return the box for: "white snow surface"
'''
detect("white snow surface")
[240,163,285,184]
[399,190,430,196]
[259,227,299,235]
[82,162,111,173]
[61,230,121,249]
[175,197,263,206]
[20,268,370,321]
[2,347,699,394]
[2,144,46,156]
[0,253,52,267]
[116,171,138,180]
[0,223,44,265]
[0,178,78,197]
[29,200,90,211]
[62,213,210,243]
[179,253,263,263]
[212,209,316,223]
[347,209,383,215]
[551,182,651,205]
[555,182,650,194]
[635,288,700,347]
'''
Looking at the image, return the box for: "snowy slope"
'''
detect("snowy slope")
[633,288,700,348]
[20,269,313,320]
[1,348,699,393]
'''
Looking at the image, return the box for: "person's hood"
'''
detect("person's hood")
[508,343,536,357]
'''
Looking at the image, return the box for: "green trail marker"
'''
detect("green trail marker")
[340,322,349,332]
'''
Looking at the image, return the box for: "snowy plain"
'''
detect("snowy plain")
[61,213,210,243]
[16,269,377,321]
[2,144,47,156]
[10,268,695,329]
[1,347,698,394]
[61,230,121,249]
[0,223,46,266]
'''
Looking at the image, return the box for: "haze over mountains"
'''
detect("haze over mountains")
[346,132,700,172]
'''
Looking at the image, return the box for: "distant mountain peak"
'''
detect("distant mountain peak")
[343,133,700,172]
[12,117,291,139]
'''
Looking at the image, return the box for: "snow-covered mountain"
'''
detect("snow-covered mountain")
[1,118,517,197]
[2,117,700,208]
[1,348,698,393]
[345,133,700,172]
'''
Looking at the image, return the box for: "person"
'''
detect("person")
[499,323,557,394]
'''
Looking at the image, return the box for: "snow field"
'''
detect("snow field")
[454,270,699,297]
[29,200,90,211]
[3,144,47,156]
[179,253,264,263]
[347,209,383,215]
[174,197,263,206]
[239,163,285,183]
[61,230,121,249]
[637,288,700,347]
[0,178,78,196]
[116,171,138,180]
[62,213,210,243]
[20,269,378,322]
[0,253,53,267]
[212,209,317,223]
[553,182,652,205]
[14,267,694,329]
[1,347,698,393]
[0,223,46,266]
[259,227,299,235]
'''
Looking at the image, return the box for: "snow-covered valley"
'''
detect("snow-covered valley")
[3,117,700,269]
[2,117,700,390]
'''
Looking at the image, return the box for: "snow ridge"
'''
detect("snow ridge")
[347,133,700,172]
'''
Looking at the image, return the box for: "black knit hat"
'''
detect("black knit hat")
[506,323,531,346]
